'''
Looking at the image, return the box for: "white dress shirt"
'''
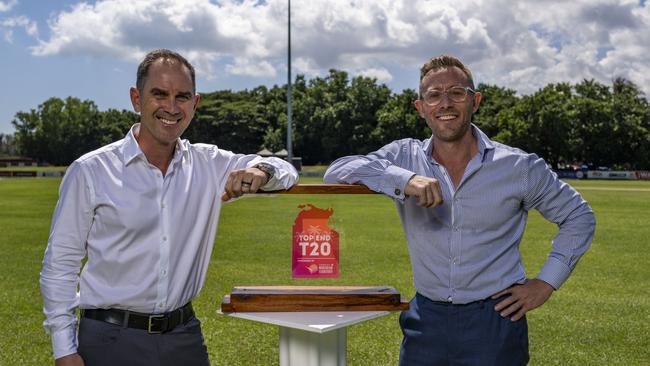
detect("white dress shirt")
[40,124,298,358]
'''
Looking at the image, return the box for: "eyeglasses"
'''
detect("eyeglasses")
[422,86,475,106]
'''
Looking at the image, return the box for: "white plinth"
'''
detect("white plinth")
[221,311,391,366]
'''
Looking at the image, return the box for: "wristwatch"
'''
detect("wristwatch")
[253,162,276,181]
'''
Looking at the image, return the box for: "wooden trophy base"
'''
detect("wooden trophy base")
[220,286,410,313]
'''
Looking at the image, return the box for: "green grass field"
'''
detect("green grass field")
[0,177,648,365]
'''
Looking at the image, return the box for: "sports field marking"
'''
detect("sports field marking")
[575,186,650,192]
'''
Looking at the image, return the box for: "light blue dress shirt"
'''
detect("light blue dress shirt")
[324,125,595,304]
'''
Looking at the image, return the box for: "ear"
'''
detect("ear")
[130,87,141,113]
[193,93,201,112]
[414,99,426,118]
[471,91,482,113]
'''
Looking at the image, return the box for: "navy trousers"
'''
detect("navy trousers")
[399,293,529,366]
[78,315,211,366]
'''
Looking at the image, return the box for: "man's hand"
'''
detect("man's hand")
[55,353,84,366]
[404,175,444,208]
[221,167,270,201]
[492,279,554,321]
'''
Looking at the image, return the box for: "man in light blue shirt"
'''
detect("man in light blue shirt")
[324,55,595,365]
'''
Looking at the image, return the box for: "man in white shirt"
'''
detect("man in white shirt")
[40,49,298,366]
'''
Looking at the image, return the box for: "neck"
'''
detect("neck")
[134,130,175,176]
[431,130,478,170]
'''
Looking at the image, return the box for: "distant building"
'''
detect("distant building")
[0,156,37,168]
[256,148,274,157]
[274,149,288,158]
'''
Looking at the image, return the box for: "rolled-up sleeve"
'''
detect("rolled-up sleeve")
[523,155,596,289]
[228,154,299,190]
[40,162,95,359]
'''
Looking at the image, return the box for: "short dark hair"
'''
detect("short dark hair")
[419,55,475,91]
[136,49,196,93]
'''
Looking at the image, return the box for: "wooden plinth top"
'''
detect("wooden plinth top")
[262,184,378,195]
[220,285,409,313]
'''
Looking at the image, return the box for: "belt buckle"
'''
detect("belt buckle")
[148,314,165,334]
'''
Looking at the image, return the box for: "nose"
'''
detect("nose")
[438,92,453,108]
[162,96,180,114]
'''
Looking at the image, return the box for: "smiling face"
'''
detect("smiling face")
[130,59,200,151]
[414,66,481,144]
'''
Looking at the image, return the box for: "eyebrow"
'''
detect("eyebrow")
[425,85,466,92]
[150,88,193,98]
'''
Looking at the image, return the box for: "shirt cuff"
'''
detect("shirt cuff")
[52,325,78,360]
[536,257,572,290]
[379,165,416,201]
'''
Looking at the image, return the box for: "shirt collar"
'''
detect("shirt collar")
[422,123,495,162]
[122,123,189,166]
[122,124,144,165]
[472,124,495,160]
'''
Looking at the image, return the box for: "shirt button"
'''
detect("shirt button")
[162,236,167,241]
[447,296,452,302]
[161,203,166,209]
[394,188,401,196]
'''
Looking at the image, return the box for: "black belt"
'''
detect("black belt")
[81,303,194,334]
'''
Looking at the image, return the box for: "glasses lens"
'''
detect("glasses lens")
[425,90,442,105]
[448,87,467,102]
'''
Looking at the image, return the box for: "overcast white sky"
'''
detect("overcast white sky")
[1,0,648,134]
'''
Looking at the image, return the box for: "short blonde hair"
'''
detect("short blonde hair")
[419,55,475,90]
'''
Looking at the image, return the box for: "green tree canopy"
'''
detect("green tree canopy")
[9,73,650,169]
[12,97,136,165]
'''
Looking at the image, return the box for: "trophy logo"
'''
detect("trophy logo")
[292,204,339,278]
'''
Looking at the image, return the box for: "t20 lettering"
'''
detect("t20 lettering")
[299,242,331,256]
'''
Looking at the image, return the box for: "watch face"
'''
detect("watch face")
[256,163,275,178]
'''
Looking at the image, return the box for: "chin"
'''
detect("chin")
[432,125,470,142]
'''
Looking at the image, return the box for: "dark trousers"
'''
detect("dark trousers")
[78,315,211,366]
[399,293,529,366]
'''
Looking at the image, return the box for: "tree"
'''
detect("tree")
[372,89,427,145]
[13,97,98,165]
[184,90,269,153]
[474,83,519,137]
[571,79,614,167]
[291,70,393,163]
[345,76,391,154]
[293,70,353,164]
[10,75,650,169]
[12,97,136,165]
[93,109,138,147]
[259,84,290,153]
[610,77,650,169]
[571,78,650,169]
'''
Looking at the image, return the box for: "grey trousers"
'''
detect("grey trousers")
[78,315,211,366]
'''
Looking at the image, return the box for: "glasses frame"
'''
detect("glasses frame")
[421,86,476,106]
